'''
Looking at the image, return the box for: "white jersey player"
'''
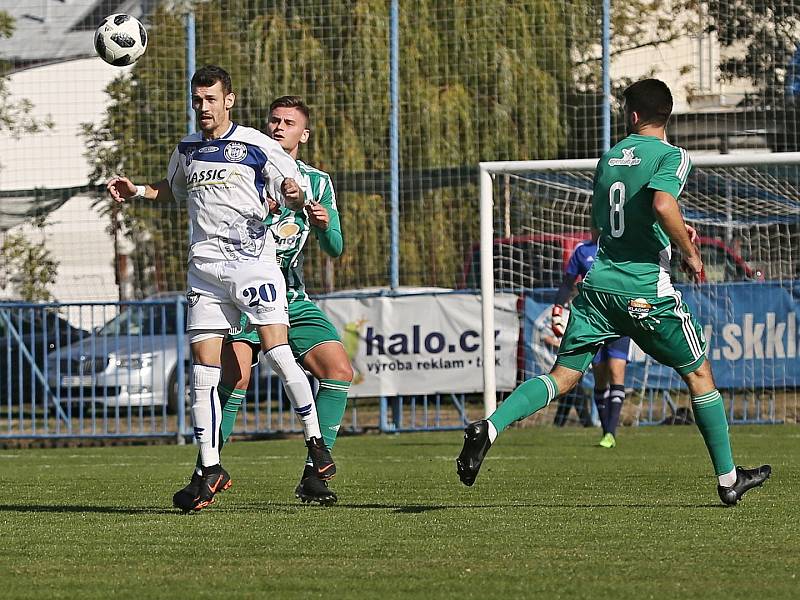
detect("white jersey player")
[107,65,335,512]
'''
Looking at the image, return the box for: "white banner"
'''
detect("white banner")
[317,293,519,397]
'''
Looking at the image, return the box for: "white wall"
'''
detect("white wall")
[0,57,128,189]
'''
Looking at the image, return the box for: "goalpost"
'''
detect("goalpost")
[479,152,800,420]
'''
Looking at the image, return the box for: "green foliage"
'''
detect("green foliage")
[707,0,800,102]
[0,230,59,301]
[0,11,57,301]
[86,1,591,293]
[0,11,53,138]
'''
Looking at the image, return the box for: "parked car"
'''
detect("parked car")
[0,305,90,404]
[460,231,762,290]
[47,294,190,413]
[47,293,282,413]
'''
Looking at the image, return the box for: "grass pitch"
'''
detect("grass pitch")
[1,426,797,599]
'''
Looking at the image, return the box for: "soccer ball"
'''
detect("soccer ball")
[94,14,147,67]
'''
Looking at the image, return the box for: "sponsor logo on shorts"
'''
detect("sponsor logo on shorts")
[224,142,248,163]
[627,298,653,319]
[256,306,276,314]
[186,290,200,307]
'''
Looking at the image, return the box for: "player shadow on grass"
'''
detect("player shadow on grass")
[336,502,723,510]
[241,501,722,511]
[0,504,176,515]
[342,503,449,513]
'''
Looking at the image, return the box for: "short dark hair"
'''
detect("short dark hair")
[622,79,673,127]
[269,96,310,127]
[191,65,233,95]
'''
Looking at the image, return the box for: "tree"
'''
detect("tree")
[567,0,704,157]
[707,0,800,104]
[85,0,591,293]
[706,1,800,151]
[0,11,58,302]
[0,229,59,302]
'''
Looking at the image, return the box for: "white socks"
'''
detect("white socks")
[191,364,222,468]
[264,344,321,440]
[718,467,737,487]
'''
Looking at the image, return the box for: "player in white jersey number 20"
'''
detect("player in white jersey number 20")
[106,65,335,512]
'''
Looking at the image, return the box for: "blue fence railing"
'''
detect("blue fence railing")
[0,298,474,441]
[0,289,792,442]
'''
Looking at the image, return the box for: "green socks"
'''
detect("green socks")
[196,379,350,471]
[315,379,350,450]
[488,374,559,434]
[195,384,246,472]
[220,385,247,444]
[692,390,735,476]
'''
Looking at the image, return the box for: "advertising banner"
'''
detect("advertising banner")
[522,282,800,390]
[317,292,520,397]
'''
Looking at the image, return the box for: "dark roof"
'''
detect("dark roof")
[0,0,146,69]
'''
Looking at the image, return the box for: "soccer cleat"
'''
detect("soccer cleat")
[175,465,232,512]
[717,465,771,506]
[598,432,616,448]
[456,419,492,486]
[172,470,203,511]
[295,465,338,506]
[305,437,336,480]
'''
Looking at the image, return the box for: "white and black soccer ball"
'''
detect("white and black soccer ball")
[94,14,147,67]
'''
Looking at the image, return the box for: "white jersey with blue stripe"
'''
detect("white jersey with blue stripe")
[166,122,301,264]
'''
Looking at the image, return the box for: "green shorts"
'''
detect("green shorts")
[227,299,342,363]
[555,286,707,376]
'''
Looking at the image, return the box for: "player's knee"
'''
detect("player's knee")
[550,366,583,397]
[682,358,715,394]
[324,361,354,383]
[221,372,251,391]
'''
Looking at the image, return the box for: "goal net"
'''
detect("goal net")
[478,153,800,425]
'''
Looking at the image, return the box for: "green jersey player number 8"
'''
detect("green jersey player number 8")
[609,181,626,237]
[457,78,771,507]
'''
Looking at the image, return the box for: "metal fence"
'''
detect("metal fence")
[2,295,793,442]
[0,297,480,441]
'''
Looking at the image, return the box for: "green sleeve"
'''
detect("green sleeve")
[313,177,343,257]
[648,146,691,199]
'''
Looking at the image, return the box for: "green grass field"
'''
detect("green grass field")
[1,426,797,599]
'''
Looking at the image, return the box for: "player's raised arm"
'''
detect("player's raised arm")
[108,146,184,203]
[106,176,174,203]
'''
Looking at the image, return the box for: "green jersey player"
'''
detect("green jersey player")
[457,79,771,506]
[172,96,352,507]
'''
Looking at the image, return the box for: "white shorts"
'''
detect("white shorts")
[186,258,289,330]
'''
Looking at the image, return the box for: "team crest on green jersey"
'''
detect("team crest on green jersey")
[608,147,641,167]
